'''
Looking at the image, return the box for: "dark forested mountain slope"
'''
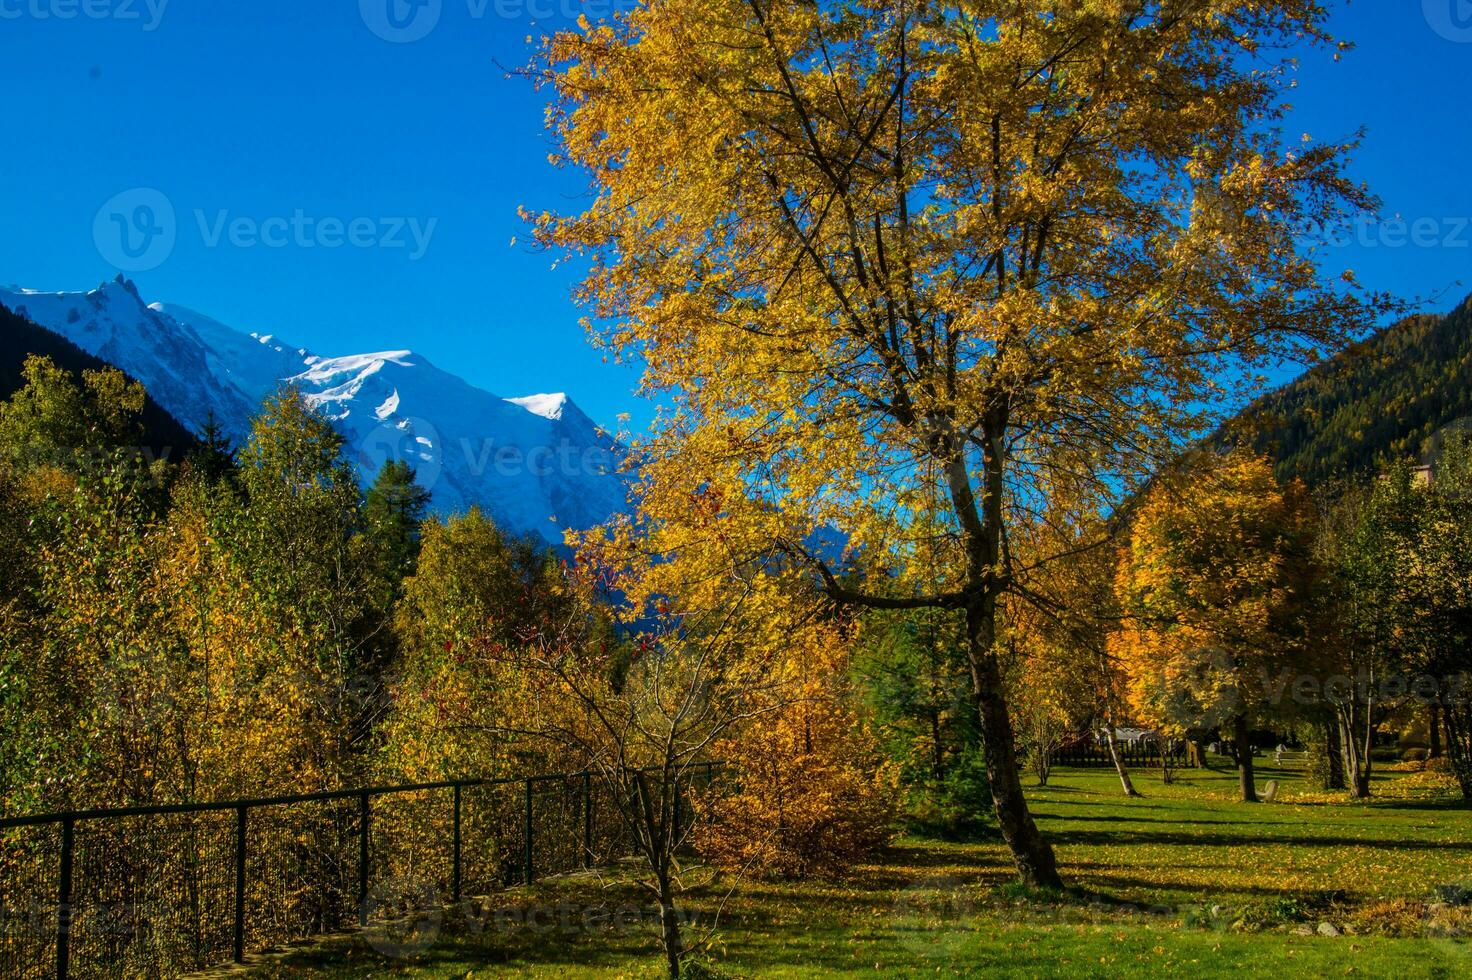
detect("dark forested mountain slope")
[1229,293,1472,487]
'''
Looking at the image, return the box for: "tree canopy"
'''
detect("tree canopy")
[532,0,1384,885]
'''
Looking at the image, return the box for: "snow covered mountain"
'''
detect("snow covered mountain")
[0,278,632,544]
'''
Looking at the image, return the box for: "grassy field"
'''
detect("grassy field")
[245,757,1472,978]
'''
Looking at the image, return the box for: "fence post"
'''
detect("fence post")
[582,771,593,870]
[233,806,247,963]
[523,777,534,885]
[358,792,370,927]
[56,817,74,980]
[451,784,462,902]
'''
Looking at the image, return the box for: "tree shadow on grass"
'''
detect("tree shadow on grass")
[837,842,1016,891]
[270,931,652,976]
[257,891,680,976]
[1031,798,1174,810]
[1361,798,1472,812]
[1037,812,1306,827]
[1047,827,1472,850]
[1057,873,1302,901]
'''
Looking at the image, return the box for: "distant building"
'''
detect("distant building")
[1419,417,1472,485]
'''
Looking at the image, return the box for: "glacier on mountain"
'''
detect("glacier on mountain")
[0,278,632,544]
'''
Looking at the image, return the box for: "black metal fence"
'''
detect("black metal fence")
[0,764,716,979]
[1048,739,1197,769]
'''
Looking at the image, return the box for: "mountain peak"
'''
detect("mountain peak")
[6,281,633,543]
[91,275,147,310]
[110,273,142,300]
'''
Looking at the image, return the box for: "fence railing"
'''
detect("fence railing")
[1047,739,1197,769]
[0,764,717,979]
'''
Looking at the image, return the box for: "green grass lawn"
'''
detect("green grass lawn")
[245,758,1472,978]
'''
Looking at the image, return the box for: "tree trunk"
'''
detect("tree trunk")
[1103,716,1142,797]
[1032,731,1053,787]
[1429,702,1443,760]
[1338,707,1369,799]
[1233,714,1258,803]
[1338,710,1360,797]
[930,711,945,780]
[628,772,687,979]
[1189,738,1209,770]
[1355,700,1375,798]
[1352,765,1372,798]
[1324,717,1345,790]
[1159,740,1176,785]
[656,871,684,979]
[965,599,1063,888]
[1441,704,1472,800]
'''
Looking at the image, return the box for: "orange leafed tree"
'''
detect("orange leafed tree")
[1112,450,1320,802]
[701,622,898,878]
[529,0,1386,885]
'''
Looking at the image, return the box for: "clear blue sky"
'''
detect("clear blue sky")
[1,1,1469,428]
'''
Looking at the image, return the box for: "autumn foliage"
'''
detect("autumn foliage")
[526,0,1385,888]
[700,625,898,878]
[1113,451,1320,800]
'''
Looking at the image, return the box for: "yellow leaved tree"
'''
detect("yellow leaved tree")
[530,0,1386,884]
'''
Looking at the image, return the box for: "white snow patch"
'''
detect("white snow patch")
[507,392,569,420]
